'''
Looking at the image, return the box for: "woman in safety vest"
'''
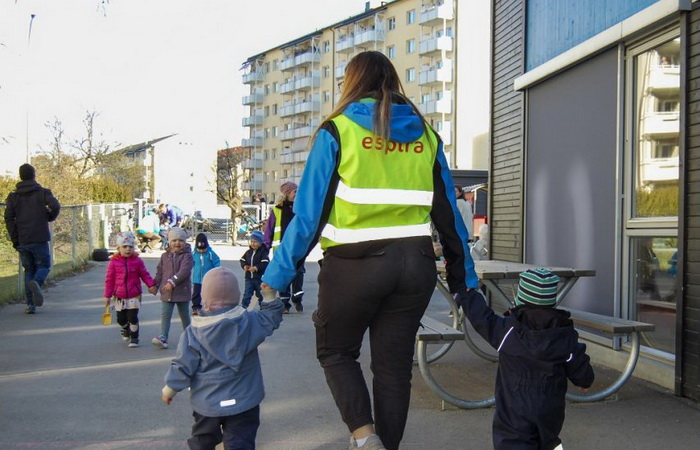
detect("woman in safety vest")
[263,181,305,313]
[262,51,478,450]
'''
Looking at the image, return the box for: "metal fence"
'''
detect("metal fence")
[0,202,133,304]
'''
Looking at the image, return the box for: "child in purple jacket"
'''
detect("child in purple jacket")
[152,227,194,349]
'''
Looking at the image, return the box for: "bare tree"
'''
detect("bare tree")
[215,146,248,242]
[70,110,114,177]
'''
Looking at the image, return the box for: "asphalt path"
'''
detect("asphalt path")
[1,244,699,449]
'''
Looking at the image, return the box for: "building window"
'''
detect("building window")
[264,105,270,117]
[272,148,277,159]
[406,68,415,83]
[323,90,331,103]
[264,62,270,73]
[272,170,278,181]
[273,126,279,137]
[272,59,278,71]
[264,150,269,160]
[421,93,430,103]
[623,30,680,357]
[407,9,415,24]
[406,39,415,54]
[387,45,395,59]
[264,128,270,138]
[273,104,278,115]
[323,40,330,53]
[264,84,270,95]
[323,66,330,78]
[273,82,279,93]
[388,17,396,30]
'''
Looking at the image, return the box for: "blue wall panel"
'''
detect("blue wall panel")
[526,0,658,70]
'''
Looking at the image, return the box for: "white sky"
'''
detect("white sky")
[0,0,373,174]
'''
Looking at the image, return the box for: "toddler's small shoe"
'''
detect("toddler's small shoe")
[283,308,290,314]
[120,328,130,341]
[24,306,36,314]
[152,335,169,349]
[128,338,139,348]
[294,302,303,313]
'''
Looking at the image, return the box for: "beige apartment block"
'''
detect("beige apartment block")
[240,0,456,203]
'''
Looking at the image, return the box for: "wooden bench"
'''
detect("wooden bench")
[564,308,655,402]
[416,315,496,409]
[415,309,656,408]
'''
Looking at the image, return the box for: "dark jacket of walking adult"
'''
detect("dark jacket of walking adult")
[4,178,61,247]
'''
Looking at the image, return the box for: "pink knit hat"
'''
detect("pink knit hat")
[201,267,241,311]
[280,181,298,196]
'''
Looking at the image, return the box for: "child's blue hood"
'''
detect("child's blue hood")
[342,100,424,143]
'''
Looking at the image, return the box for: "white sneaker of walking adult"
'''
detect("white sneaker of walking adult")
[349,434,387,450]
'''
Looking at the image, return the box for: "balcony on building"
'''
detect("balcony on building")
[279,99,321,118]
[242,88,264,105]
[242,178,263,191]
[280,148,310,165]
[648,63,680,95]
[419,60,453,86]
[354,27,385,46]
[279,119,320,141]
[419,1,454,26]
[419,35,453,56]
[242,114,263,127]
[243,154,263,170]
[418,91,452,115]
[435,120,452,146]
[241,136,263,147]
[336,34,355,53]
[242,70,264,84]
[335,62,347,79]
[280,50,321,72]
[279,73,321,94]
[641,112,680,139]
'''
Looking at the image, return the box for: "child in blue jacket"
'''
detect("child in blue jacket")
[191,233,221,315]
[162,267,284,450]
[456,268,594,450]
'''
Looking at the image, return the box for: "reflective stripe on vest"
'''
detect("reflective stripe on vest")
[321,113,437,249]
[270,207,282,249]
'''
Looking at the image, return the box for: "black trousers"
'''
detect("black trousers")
[188,405,260,450]
[313,236,436,450]
[116,308,139,339]
[191,283,202,310]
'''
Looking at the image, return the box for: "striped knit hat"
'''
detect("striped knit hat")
[515,268,560,306]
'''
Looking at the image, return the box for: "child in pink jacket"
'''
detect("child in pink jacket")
[104,231,157,348]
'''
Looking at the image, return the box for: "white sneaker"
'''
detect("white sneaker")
[151,336,168,349]
[349,434,386,450]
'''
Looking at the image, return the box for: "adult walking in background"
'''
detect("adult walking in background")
[3,163,61,314]
[263,181,305,313]
[454,185,474,242]
[262,51,479,450]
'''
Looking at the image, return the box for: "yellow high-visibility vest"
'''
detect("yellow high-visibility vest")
[320,114,438,249]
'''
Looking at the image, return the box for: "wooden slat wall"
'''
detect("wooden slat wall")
[490,0,525,261]
[683,5,700,402]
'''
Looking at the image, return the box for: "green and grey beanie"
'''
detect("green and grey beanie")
[515,268,560,306]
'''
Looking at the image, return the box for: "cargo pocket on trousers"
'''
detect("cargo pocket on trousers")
[312,309,329,355]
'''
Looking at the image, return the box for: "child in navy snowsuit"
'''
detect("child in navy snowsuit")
[456,268,594,450]
[239,231,270,309]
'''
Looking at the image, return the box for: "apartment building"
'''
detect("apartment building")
[240,0,457,203]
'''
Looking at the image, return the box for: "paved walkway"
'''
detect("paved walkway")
[1,244,699,449]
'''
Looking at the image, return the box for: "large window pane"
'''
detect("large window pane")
[632,39,680,218]
[630,236,677,354]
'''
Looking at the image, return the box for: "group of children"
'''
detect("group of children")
[103,225,594,450]
[104,227,273,349]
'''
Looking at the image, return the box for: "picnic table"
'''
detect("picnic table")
[417,260,654,408]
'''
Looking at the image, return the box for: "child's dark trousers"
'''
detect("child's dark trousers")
[116,308,139,340]
[188,405,260,450]
[191,283,202,311]
[241,278,263,308]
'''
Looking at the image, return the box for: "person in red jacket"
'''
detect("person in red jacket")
[104,231,157,348]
